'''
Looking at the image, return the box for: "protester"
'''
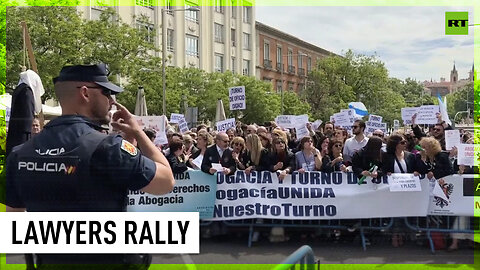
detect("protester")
[343,120,368,164]
[334,127,348,143]
[183,134,199,158]
[31,117,41,137]
[272,128,288,145]
[143,128,156,142]
[411,113,452,150]
[323,121,335,138]
[257,132,272,151]
[269,137,295,181]
[188,130,212,170]
[201,132,236,176]
[231,136,247,170]
[321,138,347,173]
[166,139,190,174]
[246,124,257,135]
[240,134,270,173]
[226,128,235,145]
[416,137,453,179]
[352,136,383,181]
[295,136,322,172]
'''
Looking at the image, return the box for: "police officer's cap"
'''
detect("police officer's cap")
[53,63,123,94]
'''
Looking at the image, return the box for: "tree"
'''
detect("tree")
[445,82,474,122]
[398,77,433,107]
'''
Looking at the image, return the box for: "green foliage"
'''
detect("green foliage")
[445,82,474,122]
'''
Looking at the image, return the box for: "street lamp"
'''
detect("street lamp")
[280,52,307,114]
[162,6,200,116]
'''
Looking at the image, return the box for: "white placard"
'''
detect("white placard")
[368,114,383,123]
[388,174,422,192]
[211,163,224,171]
[312,120,323,131]
[135,116,168,145]
[401,107,419,125]
[228,86,246,111]
[154,131,168,146]
[365,121,387,134]
[457,144,476,166]
[333,111,353,128]
[178,118,189,134]
[0,212,199,254]
[295,114,309,125]
[416,105,440,125]
[295,123,310,140]
[275,115,295,129]
[191,154,204,169]
[445,130,460,151]
[170,113,185,124]
[216,118,236,132]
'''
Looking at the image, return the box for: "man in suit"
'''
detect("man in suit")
[201,132,236,176]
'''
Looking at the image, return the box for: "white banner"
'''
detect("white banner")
[365,121,387,134]
[216,118,236,132]
[295,123,309,140]
[457,144,476,166]
[445,130,460,151]
[135,116,168,145]
[0,212,199,254]
[368,114,383,123]
[401,107,419,125]
[333,111,354,128]
[275,115,295,129]
[210,171,430,220]
[416,105,440,125]
[428,175,476,216]
[170,113,185,124]
[228,86,246,111]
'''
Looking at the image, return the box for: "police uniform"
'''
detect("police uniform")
[5,64,156,269]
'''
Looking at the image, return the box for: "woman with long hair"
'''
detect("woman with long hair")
[416,137,453,179]
[231,136,247,170]
[382,134,419,175]
[352,136,384,180]
[321,138,347,173]
[241,134,270,173]
[295,136,322,172]
[188,130,213,170]
[258,132,273,152]
[269,137,295,181]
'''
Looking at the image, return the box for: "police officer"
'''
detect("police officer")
[5,64,175,269]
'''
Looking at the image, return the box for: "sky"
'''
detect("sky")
[256,6,474,82]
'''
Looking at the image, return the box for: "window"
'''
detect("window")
[186,35,199,57]
[276,80,283,92]
[243,33,250,50]
[165,0,173,14]
[264,41,270,60]
[136,0,153,8]
[288,82,294,91]
[136,21,154,43]
[214,23,224,43]
[167,29,174,52]
[243,6,251,23]
[307,56,312,72]
[243,59,250,76]
[185,4,199,22]
[263,77,271,83]
[231,3,236,18]
[276,46,282,71]
[287,49,293,67]
[231,29,236,46]
[231,57,236,73]
[215,0,224,13]
[298,53,304,69]
[215,54,224,72]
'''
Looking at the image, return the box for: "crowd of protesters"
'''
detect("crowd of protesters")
[135,112,476,250]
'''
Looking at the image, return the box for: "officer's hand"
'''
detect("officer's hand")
[111,102,141,137]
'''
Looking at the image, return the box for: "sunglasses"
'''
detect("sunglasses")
[334,144,343,148]
[77,85,112,97]
[275,141,285,145]
[222,140,229,143]
[373,133,383,137]
[233,142,243,147]
[433,128,442,132]
[352,126,359,129]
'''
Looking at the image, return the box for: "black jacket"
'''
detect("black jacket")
[201,145,236,175]
[321,154,343,173]
[166,152,189,174]
[241,148,270,172]
[268,149,295,172]
[382,151,418,174]
[416,151,453,179]
[352,149,383,180]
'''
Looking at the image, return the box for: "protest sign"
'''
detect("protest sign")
[445,130,460,151]
[457,144,475,166]
[428,175,475,216]
[127,171,216,219]
[368,114,383,123]
[312,120,323,131]
[365,121,387,134]
[136,116,168,145]
[275,115,295,129]
[416,105,440,125]
[388,174,422,192]
[170,113,185,124]
[401,107,419,125]
[178,118,189,134]
[295,122,310,140]
[393,119,400,130]
[216,118,236,132]
[333,111,353,128]
[294,114,309,125]
[229,86,246,111]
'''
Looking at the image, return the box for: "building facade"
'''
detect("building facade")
[78,0,255,76]
[422,63,474,97]
[255,21,334,93]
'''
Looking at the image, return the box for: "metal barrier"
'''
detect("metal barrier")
[273,245,316,270]
[221,218,393,250]
[404,216,478,253]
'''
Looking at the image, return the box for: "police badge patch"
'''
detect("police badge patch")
[121,140,138,156]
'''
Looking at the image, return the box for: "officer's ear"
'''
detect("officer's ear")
[78,86,90,101]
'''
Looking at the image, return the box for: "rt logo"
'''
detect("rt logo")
[445,12,468,35]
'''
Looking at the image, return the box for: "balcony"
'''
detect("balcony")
[287,65,295,74]
[298,68,305,76]
[276,63,283,72]
[264,59,272,69]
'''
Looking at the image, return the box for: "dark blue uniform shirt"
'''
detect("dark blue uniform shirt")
[6,115,156,212]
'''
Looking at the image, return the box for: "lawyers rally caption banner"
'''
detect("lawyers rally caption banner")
[127,171,217,219]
